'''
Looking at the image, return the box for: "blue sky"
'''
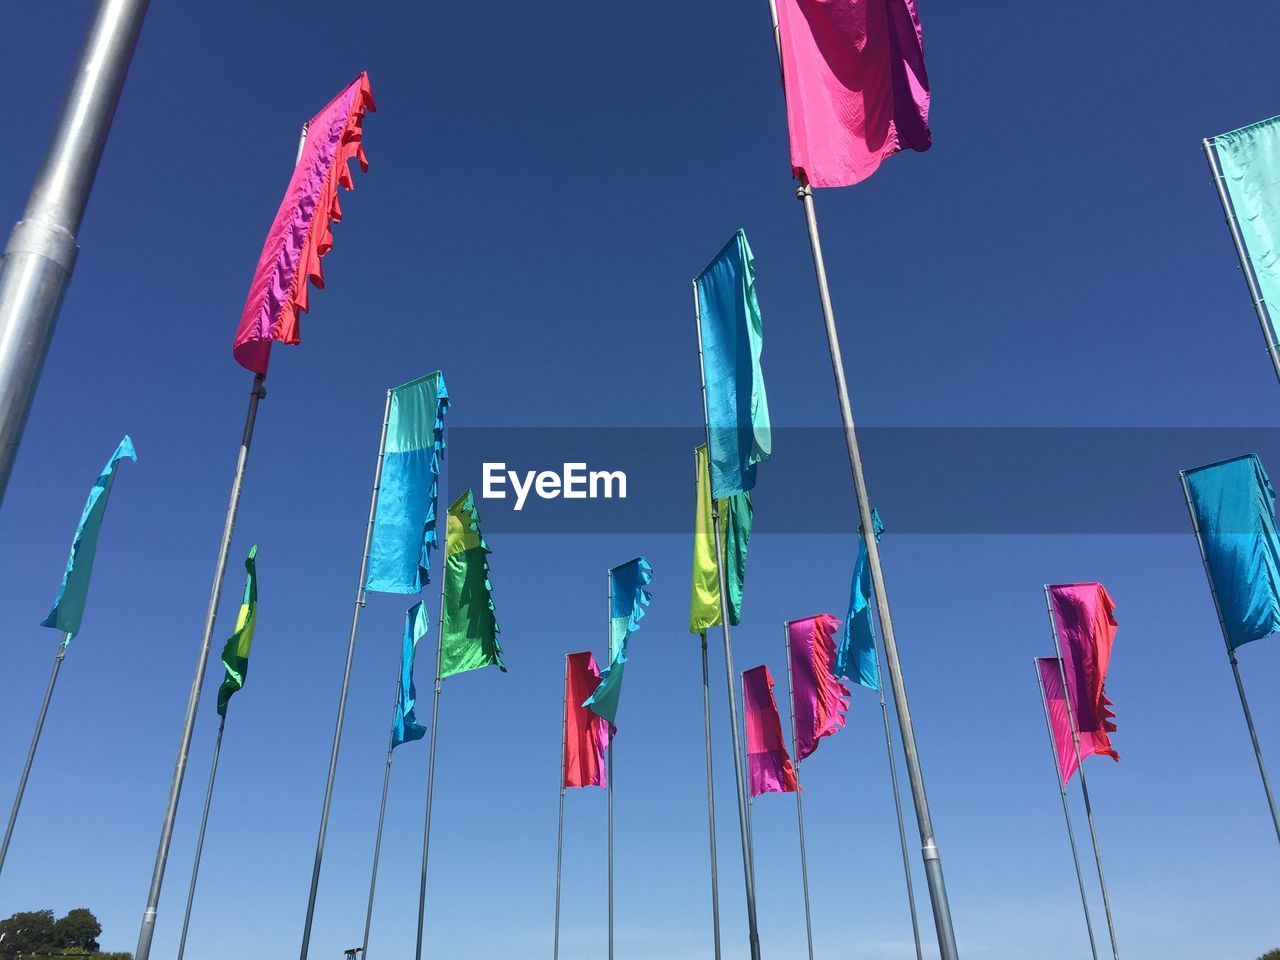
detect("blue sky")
[2,1,1280,959]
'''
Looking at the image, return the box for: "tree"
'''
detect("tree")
[1257,951,1280,960]
[53,910,100,952]
[0,910,56,956]
[0,908,127,958]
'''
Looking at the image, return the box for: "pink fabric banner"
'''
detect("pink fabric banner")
[1047,583,1120,772]
[564,652,609,789]
[743,665,799,796]
[787,614,850,760]
[233,72,376,375]
[775,0,931,188]
[1037,657,1089,783]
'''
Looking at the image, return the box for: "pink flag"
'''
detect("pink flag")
[1047,583,1120,773]
[743,665,799,796]
[787,614,850,760]
[234,72,376,375]
[775,0,931,188]
[1037,657,1090,783]
[564,652,609,789]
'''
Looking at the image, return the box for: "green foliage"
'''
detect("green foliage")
[0,911,56,955]
[0,908,128,959]
[52,911,100,952]
[1256,951,1280,960]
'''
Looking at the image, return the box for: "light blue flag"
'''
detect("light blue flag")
[696,230,772,499]
[366,372,450,594]
[41,436,137,639]
[836,508,885,690]
[1184,454,1280,651]
[585,557,653,727]
[393,602,430,748]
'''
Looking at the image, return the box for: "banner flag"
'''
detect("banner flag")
[787,614,850,760]
[1036,656,1091,783]
[836,508,885,690]
[439,490,504,679]
[565,652,609,788]
[689,444,753,633]
[393,602,430,748]
[217,546,260,717]
[366,372,450,594]
[42,435,137,639]
[584,558,653,727]
[234,72,376,375]
[1047,583,1119,769]
[743,665,798,795]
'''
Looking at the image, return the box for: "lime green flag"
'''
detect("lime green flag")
[689,444,752,633]
[217,546,259,717]
[439,491,504,679]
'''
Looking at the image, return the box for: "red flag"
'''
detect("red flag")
[787,614,850,760]
[1047,583,1119,770]
[564,652,609,789]
[743,665,799,796]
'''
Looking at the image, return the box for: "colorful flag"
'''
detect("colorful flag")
[743,665,798,796]
[393,602,429,747]
[234,72,376,375]
[217,546,259,717]
[787,614,850,760]
[836,508,885,691]
[42,435,137,639]
[1047,583,1119,768]
[564,652,609,788]
[696,230,772,498]
[1183,454,1280,650]
[775,0,931,188]
[439,490,504,679]
[584,557,653,727]
[1036,656,1089,784]
[366,372,450,594]
[689,444,753,633]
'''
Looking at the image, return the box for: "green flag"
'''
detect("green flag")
[217,546,259,717]
[689,444,752,633]
[439,491,503,679]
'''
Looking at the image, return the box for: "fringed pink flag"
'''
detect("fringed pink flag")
[1047,583,1120,774]
[743,665,799,796]
[787,614,850,760]
[234,72,376,375]
[775,0,931,188]
[564,652,609,789]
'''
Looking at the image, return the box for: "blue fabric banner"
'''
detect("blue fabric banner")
[585,557,653,727]
[393,601,430,748]
[836,508,884,690]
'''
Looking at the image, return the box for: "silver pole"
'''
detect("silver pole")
[135,373,265,960]
[361,655,405,959]
[781,623,815,960]
[298,388,392,960]
[0,0,150,505]
[606,570,615,960]
[701,632,723,960]
[1043,586,1120,960]
[414,556,449,960]
[1202,138,1280,386]
[0,634,70,875]
[552,655,568,960]
[1033,659,1099,960]
[693,279,763,960]
[1178,472,1280,843]
[174,716,226,960]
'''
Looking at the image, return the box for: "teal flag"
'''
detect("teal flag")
[41,436,137,639]
[393,602,430,747]
[585,557,653,727]
[217,546,259,717]
[836,508,884,691]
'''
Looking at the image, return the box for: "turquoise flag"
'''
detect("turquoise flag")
[836,508,884,691]
[696,230,772,498]
[393,602,430,747]
[41,436,137,639]
[366,372,450,594]
[585,557,653,727]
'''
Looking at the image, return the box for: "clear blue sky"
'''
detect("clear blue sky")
[2,2,1279,959]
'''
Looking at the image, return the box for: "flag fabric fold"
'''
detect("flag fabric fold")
[234,72,376,375]
[1037,656,1087,784]
[42,435,137,639]
[393,602,429,748]
[696,230,772,498]
[689,443,753,633]
[584,558,653,728]
[775,0,931,187]
[217,546,259,717]
[1047,583,1119,770]
[743,665,799,795]
[564,652,610,788]
[1184,454,1280,650]
[366,372,450,594]
[787,614,850,760]
[836,507,884,690]
[439,490,504,679]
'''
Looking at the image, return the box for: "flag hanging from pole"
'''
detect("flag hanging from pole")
[42,435,137,639]
[1036,656,1090,784]
[787,614,850,761]
[564,652,609,788]
[836,507,884,691]
[689,444,753,633]
[217,546,259,717]
[366,372,450,594]
[393,602,429,748]
[439,490,504,679]
[775,0,931,187]
[1183,454,1280,651]
[696,230,772,498]
[1047,583,1120,768]
[743,665,798,796]
[234,72,376,375]
[584,558,653,728]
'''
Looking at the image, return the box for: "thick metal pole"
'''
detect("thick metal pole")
[174,716,226,960]
[0,634,70,875]
[1179,472,1280,843]
[606,571,615,960]
[0,0,150,506]
[299,388,392,960]
[1202,138,1280,387]
[1034,660,1099,960]
[552,655,568,960]
[693,280,763,960]
[136,373,264,960]
[414,563,448,960]
[361,657,405,959]
[1044,587,1120,960]
[782,624,815,960]
[700,632,723,960]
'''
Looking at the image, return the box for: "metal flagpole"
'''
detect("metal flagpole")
[700,632,723,960]
[0,0,150,506]
[136,372,265,960]
[0,634,70,875]
[1202,138,1280,387]
[361,654,406,959]
[1178,471,1280,843]
[1043,586,1120,960]
[693,279,763,960]
[781,623,815,960]
[552,654,568,960]
[606,570,615,960]
[298,388,392,960]
[174,716,227,960]
[414,548,449,960]
[1033,659,1100,960]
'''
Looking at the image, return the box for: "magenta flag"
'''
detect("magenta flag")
[1037,657,1089,783]
[1048,583,1120,771]
[564,652,609,789]
[787,614,850,760]
[775,0,931,188]
[234,73,376,375]
[743,665,799,796]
